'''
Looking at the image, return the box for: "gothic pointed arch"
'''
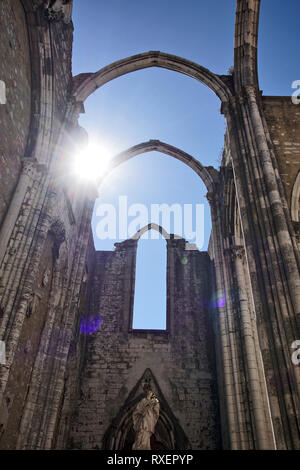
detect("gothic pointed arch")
[131,223,171,241]
[102,369,190,450]
[72,51,233,104]
[72,3,261,104]
[100,140,219,193]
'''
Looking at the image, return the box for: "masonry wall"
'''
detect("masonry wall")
[68,238,220,450]
[0,0,31,226]
[263,97,300,209]
[0,2,86,449]
[48,15,74,159]
[0,233,55,449]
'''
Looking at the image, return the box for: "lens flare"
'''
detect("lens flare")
[209,291,226,308]
[80,315,103,334]
[73,143,111,181]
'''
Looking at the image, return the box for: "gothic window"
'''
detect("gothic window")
[132,228,167,330]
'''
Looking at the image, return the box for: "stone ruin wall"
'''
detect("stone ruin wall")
[67,238,221,450]
[0,0,31,226]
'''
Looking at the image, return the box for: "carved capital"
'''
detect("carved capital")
[220,101,230,116]
[34,0,73,24]
[21,158,48,180]
[49,219,66,259]
[22,158,38,180]
[231,245,245,261]
[243,86,262,104]
[206,191,218,205]
[226,245,245,262]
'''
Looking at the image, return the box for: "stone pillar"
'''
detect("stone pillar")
[0,160,50,403]
[231,245,274,449]
[222,87,300,449]
[208,192,242,449]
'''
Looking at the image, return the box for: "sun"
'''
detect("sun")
[73,142,112,182]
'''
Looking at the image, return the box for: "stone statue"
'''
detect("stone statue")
[132,391,160,450]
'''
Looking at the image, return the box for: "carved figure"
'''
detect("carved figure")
[132,391,160,450]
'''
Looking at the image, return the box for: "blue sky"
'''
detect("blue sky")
[72,1,299,329]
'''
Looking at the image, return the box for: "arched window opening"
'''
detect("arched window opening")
[91,150,211,252]
[132,230,167,330]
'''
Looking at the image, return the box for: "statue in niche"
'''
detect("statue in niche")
[132,391,160,450]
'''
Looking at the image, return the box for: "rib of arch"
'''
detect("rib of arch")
[102,368,190,450]
[99,139,219,193]
[72,1,261,105]
[131,223,172,241]
[72,51,233,104]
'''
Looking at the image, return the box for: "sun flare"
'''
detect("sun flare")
[73,143,112,181]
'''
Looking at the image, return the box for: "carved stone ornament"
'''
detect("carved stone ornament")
[141,369,156,394]
[132,391,160,450]
[49,220,66,246]
[41,267,51,288]
[26,293,41,319]
[231,245,245,261]
[33,0,73,23]
[293,221,300,245]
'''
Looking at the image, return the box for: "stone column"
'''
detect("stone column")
[223,87,300,449]
[0,160,50,403]
[231,245,274,449]
[17,191,94,449]
[208,192,243,449]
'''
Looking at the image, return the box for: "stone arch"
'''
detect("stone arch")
[72,3,261,104]
[72,51,233,104]
[100,140,219,194]
[131,223,171,241]
[291,171,300,223]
